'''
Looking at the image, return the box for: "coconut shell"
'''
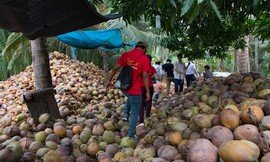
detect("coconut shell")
[219,109,239,130]
[44,150,61,162]
[219,140,260,162]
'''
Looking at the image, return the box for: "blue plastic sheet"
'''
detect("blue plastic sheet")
[57,29,123,49]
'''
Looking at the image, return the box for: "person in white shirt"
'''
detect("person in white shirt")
[185,57,199,87]
[174,54,185,93]
[153,60,162,77]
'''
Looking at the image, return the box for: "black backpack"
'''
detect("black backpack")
[114,65,132,90]
[114,55,142,90]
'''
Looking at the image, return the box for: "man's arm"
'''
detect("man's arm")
[143,71,151,101]
[106,63,121,89]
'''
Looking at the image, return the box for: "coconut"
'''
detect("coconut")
[80,130,91,143]
[53,125,66,138]
[46,133,60,144]
[87,142,100,156]
[219,109,239,130]
[105,144,120,156]
[72,125,83,134]
[76,154,91,162]
[233,124,260,142]
[102,131,115,144]
[35,131,48,143]
[121,147,135,157]
[46,141,58,150]
[3,124,20,137]
[120,137,136,148]
[194,114,212,129]
[28,141,44,153]
[157,145,178,161]
[201,126,234,148]
[113,152,125,161]
[36,147,50,158]
[103,121,116,131]
[6,142,23,159]
[139,148,156,160]
[166,132,183,146]
[0,148,15,161]
[261,152,270,162]
[44,150,61,162]
[263,99,270,115]
[38,113,50,124]
[187,139,218,162]
[218,140,260,162]
[21,152,37,162]
[92,124,104,136]
[258,89,270,99]
[19,137,34,149]
[240,106,264,124]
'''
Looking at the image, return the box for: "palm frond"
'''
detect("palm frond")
[1,33,26,61]
[0,29,6,52]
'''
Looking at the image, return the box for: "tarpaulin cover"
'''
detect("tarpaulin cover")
[57,29,123,49]
[0,0,122,40]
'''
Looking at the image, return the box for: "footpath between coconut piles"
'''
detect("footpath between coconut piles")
[0,51,270,162]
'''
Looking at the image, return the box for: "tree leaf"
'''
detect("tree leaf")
[197,0,204,4]
[181,0,194,16]
[169,0,177,8]
[210,0,222,21]
[188,5,200,24]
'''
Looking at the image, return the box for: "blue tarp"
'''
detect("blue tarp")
[57,29,123,49]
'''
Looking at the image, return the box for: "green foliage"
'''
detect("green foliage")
[110,0,270,58]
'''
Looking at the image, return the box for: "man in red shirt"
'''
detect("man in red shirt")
[106,42,151,139]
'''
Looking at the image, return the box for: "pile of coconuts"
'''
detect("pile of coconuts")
[0,51,270,162]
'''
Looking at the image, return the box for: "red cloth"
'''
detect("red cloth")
[148,66,157,87]
[117,48,150,95]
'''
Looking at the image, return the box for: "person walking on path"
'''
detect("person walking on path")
[139,55,158,125]
[162,59,174,95]
[174,54,185,93]
[106,42,151,139]
[203,65,213,80]
[153,59,162,78]
[185,58,199,87]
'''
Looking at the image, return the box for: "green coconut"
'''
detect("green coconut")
[6,142,23,159]
[38,113,50,124]
[171,122,188,133]
[258,89,270,99]
[45,141,57,150]
[43,150,61,162]
[103,121,116,131]
[99,141,107,150]
[137,147,156,160]
[36,147,50,158]
[194,114,212,129]
[80,130,91,143]
[35,131,48,143]
[102,131,116,144]
[207,95,219,107]
[120,137,136,148]
[28,141,44,153]
[80,144,88,153]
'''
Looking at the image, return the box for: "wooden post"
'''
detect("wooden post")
[31,38,53,90]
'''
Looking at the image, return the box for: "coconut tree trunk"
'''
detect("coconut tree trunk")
[238,36,250,74]
[31,37,53,90]
[102,51,109,84]
[234,48,239,72]
[254,38,259,71]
